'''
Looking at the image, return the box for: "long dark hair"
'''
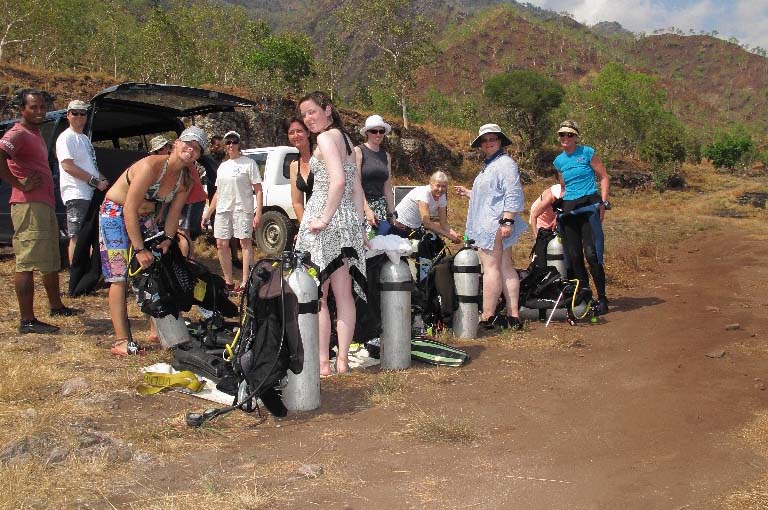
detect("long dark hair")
[296,91,352,155]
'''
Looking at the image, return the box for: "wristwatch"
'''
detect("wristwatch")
[88,176,100,188]
[602,200,612,210]
[498,218,514,225]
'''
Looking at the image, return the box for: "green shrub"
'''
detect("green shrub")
[703,131,755,170]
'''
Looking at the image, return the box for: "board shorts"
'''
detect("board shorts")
[98,198,158,283]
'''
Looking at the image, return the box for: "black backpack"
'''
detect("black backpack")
[216,259,304,417]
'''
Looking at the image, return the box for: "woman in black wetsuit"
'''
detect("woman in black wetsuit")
[285,117,313,223]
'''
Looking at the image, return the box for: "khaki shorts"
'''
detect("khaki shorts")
[11,202,62,273]
[214,209,253,239]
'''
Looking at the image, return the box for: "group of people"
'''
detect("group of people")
[0,87,610,373]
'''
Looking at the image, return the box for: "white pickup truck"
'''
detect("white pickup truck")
[241,146,300,256]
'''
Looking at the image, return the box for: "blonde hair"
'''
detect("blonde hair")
[430,171,449,184]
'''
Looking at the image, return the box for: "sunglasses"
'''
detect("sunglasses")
[368,129,386,135]
[69,111,87,117]
[558,132,577,138]
[224,139,240,145]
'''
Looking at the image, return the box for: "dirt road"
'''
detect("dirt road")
[110,231,768,509]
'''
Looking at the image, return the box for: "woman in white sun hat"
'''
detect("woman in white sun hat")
[454,123,527,331]
[354,114,396,236]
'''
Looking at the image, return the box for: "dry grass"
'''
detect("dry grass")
[367,371,409,406]
[0,159,766,508]
[403,407,483,445]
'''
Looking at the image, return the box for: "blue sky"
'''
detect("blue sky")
[523,0,768,51]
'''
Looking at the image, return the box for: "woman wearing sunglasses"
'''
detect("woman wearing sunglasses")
[454,123,527,331]
[354,114,396,236]
[201,130,263,294]
[553,120,611,315]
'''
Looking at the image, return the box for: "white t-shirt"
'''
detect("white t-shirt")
[395,185,447,229]
[215,156,262,214]
[56,127,99,203]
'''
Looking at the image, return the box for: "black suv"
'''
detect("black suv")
[0,82,256,246]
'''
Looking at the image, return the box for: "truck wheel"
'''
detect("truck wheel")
[254,211,296,257]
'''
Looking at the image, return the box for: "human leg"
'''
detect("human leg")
[478,246,502,321]
[583,213,608,312]
[561,215,589,290]
[216,239,233,285]
[41,271,66,309]
[14,271,35,321]
[500,246,520,319]
[318,279,332,376]
[240,237,253,286]
[108,281,130,350]
[329,262,355,374]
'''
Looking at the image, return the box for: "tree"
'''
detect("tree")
[338,0,437,129]
[312,33,349,101]
[562,62,670,161]
[245,30,314,93]
[483,70,565,157]
[0,0,35,63]
[703,130,755,171]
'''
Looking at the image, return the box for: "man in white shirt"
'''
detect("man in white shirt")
[394,171,461,243]
[56,100,108,263]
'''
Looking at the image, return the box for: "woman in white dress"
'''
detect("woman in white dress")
[295,91,368,376]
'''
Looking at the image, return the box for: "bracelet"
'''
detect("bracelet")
[498,218,514,225]
[163,234,175,243]
[133,247,146,253]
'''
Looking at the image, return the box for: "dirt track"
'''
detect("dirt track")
[103,230,768,509]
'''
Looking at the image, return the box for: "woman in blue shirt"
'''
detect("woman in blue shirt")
[455,124,527,330]
[553,120,611,314]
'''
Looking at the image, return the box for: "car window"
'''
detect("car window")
[245,153,268,179]
[283,153,298,180]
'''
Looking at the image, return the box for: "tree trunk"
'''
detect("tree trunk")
[401,90,408,130]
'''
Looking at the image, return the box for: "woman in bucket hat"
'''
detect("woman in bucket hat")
[354,114,396,236]
[553,120,611,314]
[455,123,527,330]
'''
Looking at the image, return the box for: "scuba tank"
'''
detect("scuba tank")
[379,258,413,370]
[546,234,567,279]
[452,238,480,339]
[282,251,320,411]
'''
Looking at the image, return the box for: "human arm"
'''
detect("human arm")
[498,158,524,238]
[289,160,305,223]
[201,191,217,228]
[453,185,471,199]
[123,159,161,268]
[591,154,610,222]
[529,189,555,238]
[0,149,41,191]
[60,159,108,191]
[383,152,396,218]
[252,182,263,230]
[420,201,461,243]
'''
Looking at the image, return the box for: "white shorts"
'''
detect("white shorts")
[214,209,253,239]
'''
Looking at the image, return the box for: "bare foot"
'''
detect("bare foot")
[320,360,332,378]
[335,356,349,375]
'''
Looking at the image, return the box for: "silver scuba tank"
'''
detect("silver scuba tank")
[379,258,412,370]
[452,246,480,339]
[282,251,321,411]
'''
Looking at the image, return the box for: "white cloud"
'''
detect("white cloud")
[523,0,768,50]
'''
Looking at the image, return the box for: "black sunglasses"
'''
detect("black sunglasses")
[224,139,240,145]
[69,111,87,117]
[558,132,577,138]
[368,129,386,135]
